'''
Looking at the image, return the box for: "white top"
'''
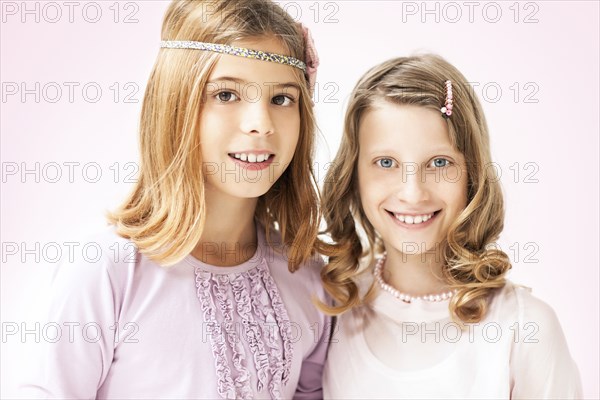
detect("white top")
[323,280,582,399]
[20,224,330,399]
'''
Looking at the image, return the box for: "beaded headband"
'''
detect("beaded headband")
[160,40,307,72]
[440,80,453,118]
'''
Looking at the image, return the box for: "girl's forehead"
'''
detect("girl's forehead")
[208,42,300,84]
[357,103,464,159]
[360,104,451,144]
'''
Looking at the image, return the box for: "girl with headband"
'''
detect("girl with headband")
[22,1,328,398]
[320,54,581,398]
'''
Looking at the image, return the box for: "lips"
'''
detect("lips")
[393,212,434,224]
[227,151,275,171]
[228,152,273,163]
[386,210,441,226]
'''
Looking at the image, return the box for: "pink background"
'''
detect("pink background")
[1,1,598,397]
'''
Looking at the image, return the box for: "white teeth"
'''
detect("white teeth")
[393,212,435,225]
[231,153,271,163]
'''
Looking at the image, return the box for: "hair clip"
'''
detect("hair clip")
[440,80,453,118]
[299,23,319,97]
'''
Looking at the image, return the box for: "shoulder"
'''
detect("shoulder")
[51,225,140,294]
[41,225,149,329]
[270,248,325,296]
[490,281,559,326]
[262,226,324,286]
[260,227,330,312]
[61,225,138,267]
[90,224,138,259]
[487,281,569,347]
[495,286,583,397]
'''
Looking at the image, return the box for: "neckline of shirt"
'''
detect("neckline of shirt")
[183,221,268,274]
[352,305,464,378]
[371,285,452,324]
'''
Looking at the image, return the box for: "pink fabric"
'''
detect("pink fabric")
[21,224,330,399]
[300,24,319,96]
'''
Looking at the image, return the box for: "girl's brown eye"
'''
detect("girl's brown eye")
[272,95,293,106]
[217,91,237,102]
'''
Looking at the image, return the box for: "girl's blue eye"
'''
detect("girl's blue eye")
[431,158,450,168]
[272,95,294,106]
[377,158,395,168]
[216,91,238,102]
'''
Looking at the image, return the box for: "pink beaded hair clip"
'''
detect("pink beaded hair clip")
[440,80,453,118]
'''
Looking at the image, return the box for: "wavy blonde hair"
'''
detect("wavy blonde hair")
[107,0,320,270]
[321,54,511,323]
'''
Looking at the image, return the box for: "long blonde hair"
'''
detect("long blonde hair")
[321,54,511,323]
[107,0,320,270]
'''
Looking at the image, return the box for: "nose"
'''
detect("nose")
[239,101,275,136]
[396,163,429,204]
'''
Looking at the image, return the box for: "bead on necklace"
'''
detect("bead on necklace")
[373,252,456,303]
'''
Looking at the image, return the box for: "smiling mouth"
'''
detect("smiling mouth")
[386,210,441,225]
[227,153,274,163]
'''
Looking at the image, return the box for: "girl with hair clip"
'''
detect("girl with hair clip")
[21,1,329,398]
[320,54,582,399]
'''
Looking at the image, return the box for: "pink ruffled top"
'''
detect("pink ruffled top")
[21,223,329,399]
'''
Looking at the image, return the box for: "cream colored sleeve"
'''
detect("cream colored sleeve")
[509,290,582,399]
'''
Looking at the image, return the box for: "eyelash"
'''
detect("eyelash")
[214,91,296,106]
[374,157,453,169]
[215,91,239,103]
[271,94,296,106]
[428,158,452,168]
[375,158,398,169]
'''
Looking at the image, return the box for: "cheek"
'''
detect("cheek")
[274,112,300,152]
[458,169,469,208]
[199,111,225,140]
[201,102,240,126]
[358,168,380,212]
[273,106,299,126]
[279,133,300,164]
[357,163,369,196]
[442,173,468,211]
[359,164,396,197]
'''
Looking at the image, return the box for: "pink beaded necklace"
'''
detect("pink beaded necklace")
[373,252,456,303]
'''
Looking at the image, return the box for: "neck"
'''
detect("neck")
[383,246,451,297]
[191,186,258,266]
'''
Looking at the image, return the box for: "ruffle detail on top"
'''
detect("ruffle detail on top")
[194,258,293,400]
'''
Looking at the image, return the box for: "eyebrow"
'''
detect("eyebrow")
[207,76,301,91]
[366,146,459,157]
[427,145,460,154]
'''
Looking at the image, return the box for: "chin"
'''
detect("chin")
[230,184,273,199]
[384,237,445,257]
